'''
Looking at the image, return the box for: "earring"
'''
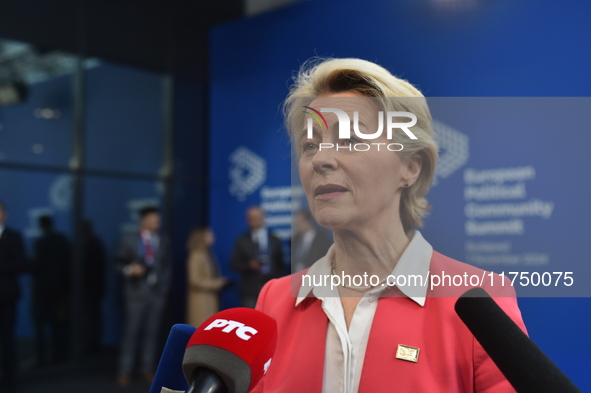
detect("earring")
[404,183,409,187]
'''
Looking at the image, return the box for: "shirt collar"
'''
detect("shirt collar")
[140,229,157,240]
[295,230,432,307]
[302,228,316,238]
[0,225,4,237]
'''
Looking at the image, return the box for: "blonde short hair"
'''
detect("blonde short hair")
[283,58,439,231]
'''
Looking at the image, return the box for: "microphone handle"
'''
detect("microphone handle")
[187,368,228,393]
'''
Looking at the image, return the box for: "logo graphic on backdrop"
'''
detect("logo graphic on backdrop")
[303,106,417,151]
[22,175,74,238]
[229,146,267,201]
[432,120,470,186]
[50,175,73,211]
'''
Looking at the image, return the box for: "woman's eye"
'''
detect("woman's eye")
[302,142,317,152]
[342,138,358,146]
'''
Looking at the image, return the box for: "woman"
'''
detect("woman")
[252,58,526,392]
[186,227,227,327]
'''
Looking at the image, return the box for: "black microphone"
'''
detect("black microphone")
[455,287,581,393]
[187,368,228,393]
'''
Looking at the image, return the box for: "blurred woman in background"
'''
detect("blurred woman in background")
[186,227,227,327]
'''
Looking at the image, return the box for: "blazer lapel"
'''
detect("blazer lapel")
[358,294,426,393]
[266,297,327,393]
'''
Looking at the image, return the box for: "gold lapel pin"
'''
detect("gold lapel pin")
[396,344,420,363]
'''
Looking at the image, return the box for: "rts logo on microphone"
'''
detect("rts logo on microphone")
[204,319,258,341]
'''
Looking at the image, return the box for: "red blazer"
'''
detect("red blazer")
[252,251,526,393]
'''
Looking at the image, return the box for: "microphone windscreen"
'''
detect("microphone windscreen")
[455,288,580,393]
[183,308,277,393]
[149,324,197,393]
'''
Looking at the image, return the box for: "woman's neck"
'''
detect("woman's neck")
[331,220,411,278]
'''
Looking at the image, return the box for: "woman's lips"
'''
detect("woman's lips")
[314,184,348,200]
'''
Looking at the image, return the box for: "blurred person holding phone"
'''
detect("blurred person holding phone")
[231,206,285,308]
[116,206,171,387]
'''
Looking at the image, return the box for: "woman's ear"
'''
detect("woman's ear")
[402,153,422,187]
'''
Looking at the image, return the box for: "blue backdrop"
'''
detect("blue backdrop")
[209,0,591,389]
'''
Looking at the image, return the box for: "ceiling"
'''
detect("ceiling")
[0,0,244,82]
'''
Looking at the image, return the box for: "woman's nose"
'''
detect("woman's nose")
[310,143,339,173]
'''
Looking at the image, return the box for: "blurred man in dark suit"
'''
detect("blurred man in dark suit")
[291,209,332,272]
[116,206,171,387]
[80,219,106,354]
[231,206,285,308]
[0,201,26,393]
[32,215,71,365]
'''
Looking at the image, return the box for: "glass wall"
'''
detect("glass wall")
[0,38,208,382]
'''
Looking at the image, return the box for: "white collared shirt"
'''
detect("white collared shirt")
[140,229,159,249]
[295,231,433,393]
[140,229,159,266]
[251,227,268,253]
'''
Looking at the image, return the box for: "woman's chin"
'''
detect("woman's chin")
[314,210,351,231]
